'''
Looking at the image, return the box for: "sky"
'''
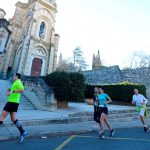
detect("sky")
[1,0,150,69]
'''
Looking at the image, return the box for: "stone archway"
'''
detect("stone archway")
[31,58,43,77]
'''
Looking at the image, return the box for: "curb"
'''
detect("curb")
[3,116,140,128]
[0,129,96,142]
[0,125,144,142]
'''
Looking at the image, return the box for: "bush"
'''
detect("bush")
[69,72,85,102]
[85,83,146,102]
[45,71,85,102]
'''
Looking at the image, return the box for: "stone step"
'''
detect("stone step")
[0,80,36,110]
[69,108,150,117]
[2,115,141,127]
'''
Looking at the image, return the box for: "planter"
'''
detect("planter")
[57,100,68,109]
[85,99,93,105]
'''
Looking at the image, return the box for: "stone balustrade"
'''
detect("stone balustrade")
[22,76,57,111]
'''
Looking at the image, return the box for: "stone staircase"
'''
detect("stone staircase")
[68,108,150,123]
[0,80,36,110]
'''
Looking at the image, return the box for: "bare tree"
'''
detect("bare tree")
[124,51,150,69]
[56,54,81,72]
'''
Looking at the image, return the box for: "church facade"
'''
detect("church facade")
[0,0,59,78]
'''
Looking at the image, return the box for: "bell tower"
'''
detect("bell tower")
[5,0,60,77]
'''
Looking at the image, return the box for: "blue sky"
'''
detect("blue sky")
[1,0,150,69]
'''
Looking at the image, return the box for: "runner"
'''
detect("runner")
[98,87,115,138]
[93,87,100,125]
[0,73,28,143]
[132,89,149,132]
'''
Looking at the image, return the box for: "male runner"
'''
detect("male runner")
[132,89,149,132]
[0,73,28,143]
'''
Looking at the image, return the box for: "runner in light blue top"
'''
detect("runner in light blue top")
[98,87,115,138]
[98,93,110,107]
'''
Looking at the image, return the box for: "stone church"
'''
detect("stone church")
[0,0,59,78]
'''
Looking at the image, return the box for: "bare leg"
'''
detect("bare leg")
[104,117,112,130]
[0,111,9,122]
[100,113,106,132]
[10,112,17,122]
[140,115,146,126]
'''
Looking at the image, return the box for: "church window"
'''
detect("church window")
[39,22,46,38]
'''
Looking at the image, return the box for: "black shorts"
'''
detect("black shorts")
[3,102,19,112]
[99,107,108,115]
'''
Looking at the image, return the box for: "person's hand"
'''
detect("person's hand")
[7,92,12,96]
[95,101,98,105]
[104,101,108,105]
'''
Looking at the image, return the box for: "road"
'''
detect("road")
[1,128,150,150]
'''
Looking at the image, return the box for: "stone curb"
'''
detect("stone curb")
[0,124,143,142]
[3,115,140,128]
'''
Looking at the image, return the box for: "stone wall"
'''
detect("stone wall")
[122,67,150,98]
[83,66,150,98]
[83,66,123,85]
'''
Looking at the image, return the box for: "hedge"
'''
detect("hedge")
[85,83,146,102]
[44,71,85,102]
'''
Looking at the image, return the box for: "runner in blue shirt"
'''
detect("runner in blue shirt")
[98,87,115,138]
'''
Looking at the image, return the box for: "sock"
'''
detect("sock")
[13,120,25,135]
[0,121,3,125]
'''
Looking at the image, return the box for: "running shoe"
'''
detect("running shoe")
[144,127,150,132]
[18,131,28,144]
[99,131,105,139]
[110,129,115,137]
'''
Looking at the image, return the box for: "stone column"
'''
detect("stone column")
[2,40,14,77]
[18,18,34,74]
[48,46,54,74]
[53,34,60,72]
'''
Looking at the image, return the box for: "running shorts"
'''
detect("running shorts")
[3,102,19,112]
[99,106,108,115]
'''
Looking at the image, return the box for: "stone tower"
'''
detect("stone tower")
[92,50,102,69]
[1,0,60,78]
[0,8,11,77]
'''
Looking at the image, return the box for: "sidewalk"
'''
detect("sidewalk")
[1,103,135,122]
[1,119,150,142]
[0,103,147,141]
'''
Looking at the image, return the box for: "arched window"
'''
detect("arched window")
[39,22,46,38]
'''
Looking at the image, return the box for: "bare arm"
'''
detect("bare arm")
[142,96,148,105]
[7,89,24,96]
[13,90,24,93]
[107,97,112,104]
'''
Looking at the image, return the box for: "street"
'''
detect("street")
[1,127,150,150]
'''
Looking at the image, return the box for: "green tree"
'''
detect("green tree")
[73,46,88,70]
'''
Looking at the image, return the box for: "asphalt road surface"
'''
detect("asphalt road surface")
[1,127,150,150]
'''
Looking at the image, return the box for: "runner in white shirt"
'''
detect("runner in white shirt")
[132,89,149,132]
